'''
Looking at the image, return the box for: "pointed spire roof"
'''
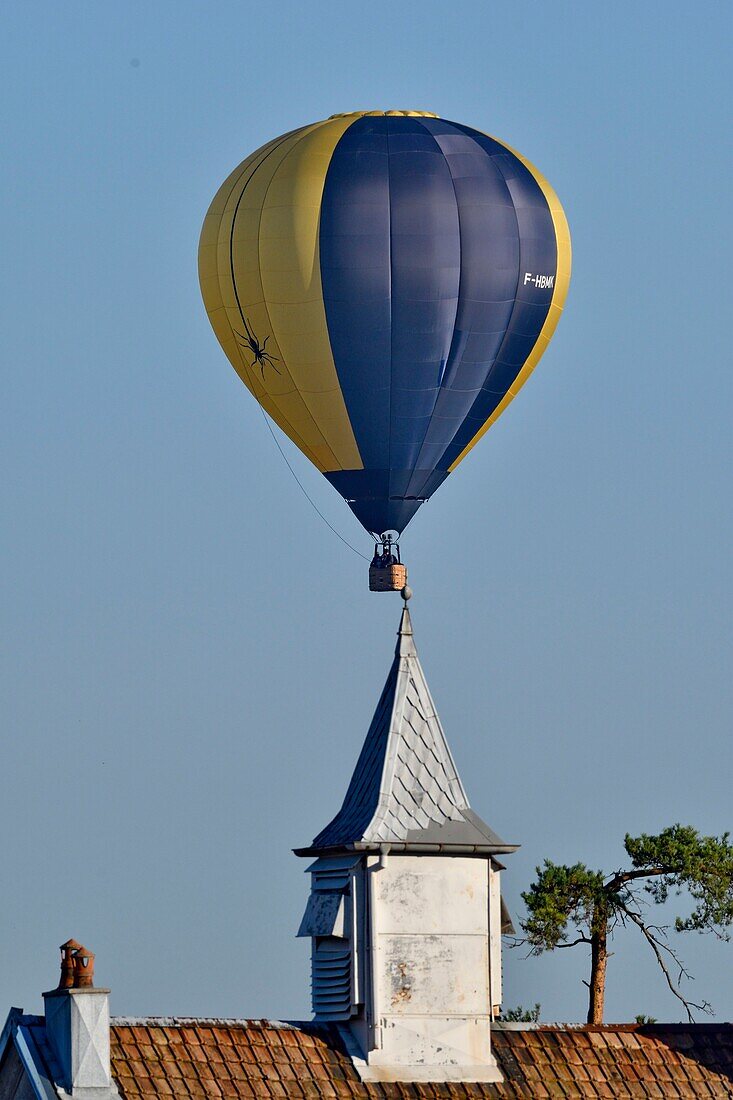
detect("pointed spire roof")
[297,605,517,856]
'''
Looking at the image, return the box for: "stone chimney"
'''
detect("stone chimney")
[43,940,120,1098]
[295,603,518,1083]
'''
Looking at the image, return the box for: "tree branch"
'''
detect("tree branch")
[605,867,667,893]
[505,937,545,961]
[617,902,712,1021]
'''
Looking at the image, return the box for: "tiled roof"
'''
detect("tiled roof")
[108,1018,733,1098]
[304,608,515,855]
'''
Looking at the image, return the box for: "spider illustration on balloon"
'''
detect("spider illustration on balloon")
[233,316,280,376]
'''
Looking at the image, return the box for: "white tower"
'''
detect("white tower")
[296,604,517,1083]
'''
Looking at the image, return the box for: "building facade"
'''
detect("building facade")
[3,607,731,1097]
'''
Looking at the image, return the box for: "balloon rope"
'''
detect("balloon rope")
[257,404,371,561]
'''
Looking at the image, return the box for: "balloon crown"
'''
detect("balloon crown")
[329,110,439,119]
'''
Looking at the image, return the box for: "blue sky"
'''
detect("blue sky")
[2,1,731,1024]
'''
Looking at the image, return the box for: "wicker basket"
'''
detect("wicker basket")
[369,563,407,592]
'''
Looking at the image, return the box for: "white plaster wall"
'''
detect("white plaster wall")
[381,934,489,1015]
[375,857,487,936]
[44,990,112,1090]
[370,855,494,1069]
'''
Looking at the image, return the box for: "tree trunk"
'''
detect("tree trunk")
[587,922,608,1024]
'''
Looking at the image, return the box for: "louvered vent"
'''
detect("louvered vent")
[312,862,352,891]
[312,939,352,1020]
[298,856,362,1022]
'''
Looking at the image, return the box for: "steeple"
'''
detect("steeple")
[300,605,516,857]
[295,602,518,1084]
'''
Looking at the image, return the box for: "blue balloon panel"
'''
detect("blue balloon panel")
[320,116,559,534]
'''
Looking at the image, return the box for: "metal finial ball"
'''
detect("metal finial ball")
[401,585,412,602]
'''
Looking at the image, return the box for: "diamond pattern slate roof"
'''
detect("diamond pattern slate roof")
[305,608,515,855]
[102,1018,733,1097]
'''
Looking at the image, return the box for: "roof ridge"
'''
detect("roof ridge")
[110,1017,312,1029]
[494,1021,733,1032]
[109,1016,733,1033]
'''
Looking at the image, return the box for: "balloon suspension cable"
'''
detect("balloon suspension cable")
[256,402,371,561]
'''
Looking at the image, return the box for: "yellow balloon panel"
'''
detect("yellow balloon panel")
[201,124,336,472]
[200,117,366,473]
[226,128,339,469]
[257,118,362,470]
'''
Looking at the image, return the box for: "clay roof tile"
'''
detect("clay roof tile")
[107,1021,733,1099]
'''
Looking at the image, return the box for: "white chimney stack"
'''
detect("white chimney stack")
[43,940,120,1098]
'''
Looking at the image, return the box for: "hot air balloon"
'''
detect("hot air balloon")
[199,110,570,590]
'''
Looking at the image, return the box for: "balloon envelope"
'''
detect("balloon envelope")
[199,111,570,536]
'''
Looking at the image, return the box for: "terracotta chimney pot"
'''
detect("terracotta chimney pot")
[58,939,83,990]
[72,944,95,988]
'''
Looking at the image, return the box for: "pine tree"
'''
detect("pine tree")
[518,825,733,1023]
